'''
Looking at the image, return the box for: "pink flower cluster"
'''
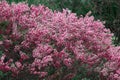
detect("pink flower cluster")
[0,1,120,80]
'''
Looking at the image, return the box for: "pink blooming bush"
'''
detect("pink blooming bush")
[0,1,120,80]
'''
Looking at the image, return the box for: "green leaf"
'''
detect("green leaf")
[0,51,3,57]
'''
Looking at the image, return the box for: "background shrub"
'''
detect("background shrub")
[6,0,120,45]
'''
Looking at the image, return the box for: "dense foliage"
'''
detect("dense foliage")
[0,1,120,80]
[6,0,120,45]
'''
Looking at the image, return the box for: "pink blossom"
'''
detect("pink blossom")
[15,61,22,69]
[63,58,72,68]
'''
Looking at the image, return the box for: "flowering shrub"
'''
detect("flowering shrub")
[0,1,120,80]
